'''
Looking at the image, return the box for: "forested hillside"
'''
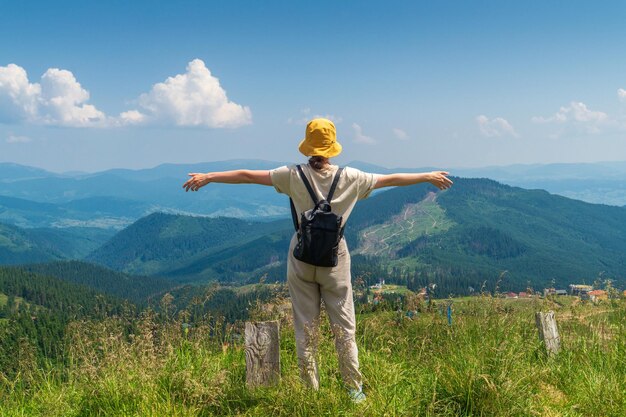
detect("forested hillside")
[0,222,63,264]
[0,222,114,263]
[5,166,625,296]
[346,178,626,293]
[19,261,175,303]
[84,178,626,295]
[87,213,292,280]
[0,264,282,379]
[0,266,129,375]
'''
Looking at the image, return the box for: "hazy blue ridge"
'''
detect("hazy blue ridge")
[2,160,626,232]
[0,162,57,182]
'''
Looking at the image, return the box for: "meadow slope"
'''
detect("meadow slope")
[1,295,624,416]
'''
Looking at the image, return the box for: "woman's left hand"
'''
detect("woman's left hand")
[428,171,453,190]
[183,173,210,192]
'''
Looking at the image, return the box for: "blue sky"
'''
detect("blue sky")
[1,0,626,172]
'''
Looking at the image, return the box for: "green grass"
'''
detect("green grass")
[1,297,624,416]
[0,292,28,309]
[235,283,284,294]
[376,284,410,295]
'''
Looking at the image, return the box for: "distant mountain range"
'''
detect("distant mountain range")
[78,177,626,293]
[451,161,626,207]
[1,160,626,233]
[2,160,626,295]
[0,160,291,228]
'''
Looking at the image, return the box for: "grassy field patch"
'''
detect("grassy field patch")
[1,297,624,416]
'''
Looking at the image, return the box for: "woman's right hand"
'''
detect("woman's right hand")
[428,171,453,190]
[183,173,210,192]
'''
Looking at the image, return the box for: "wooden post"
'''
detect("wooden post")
[535,311,561,356]
[245,320,280,388]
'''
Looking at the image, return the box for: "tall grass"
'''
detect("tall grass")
[1,296,624,416]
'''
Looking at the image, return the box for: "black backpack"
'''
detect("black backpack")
[289,165,345,267]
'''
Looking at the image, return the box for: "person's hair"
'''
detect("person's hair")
[308,156,330,170]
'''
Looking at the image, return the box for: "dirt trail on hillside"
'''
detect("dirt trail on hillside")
[357,192,442,256]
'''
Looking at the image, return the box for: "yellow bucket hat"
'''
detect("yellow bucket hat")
[298,118,342,158]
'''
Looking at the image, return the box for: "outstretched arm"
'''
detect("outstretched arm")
[183,170,272,192]
[374,171,453,190]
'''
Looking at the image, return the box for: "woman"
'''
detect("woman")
[183,118,452,402]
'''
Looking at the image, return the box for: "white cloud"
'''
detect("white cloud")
[0,60,251,129]
[531,101,608,134]
[126,59,251,128]
[39,68,107,126]
[118,110,146,125]
[313,114,342,123]
[352,123,375,144]
[532,101,607,124]
[5,134,31,143]
[392,128,408,140]
[618,88,626,101]
[288,108,342,125]
[0,64,40,123]
[476,115,518,138]
[0,63,107,127]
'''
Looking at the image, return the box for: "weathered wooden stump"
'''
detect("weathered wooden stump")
[535,311,561,356]
[245,320,280,388]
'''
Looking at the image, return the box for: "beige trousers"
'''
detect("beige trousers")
[286,233,362,390]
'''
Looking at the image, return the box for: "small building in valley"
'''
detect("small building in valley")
[569,284,593,296]
[588,290,608,303]
[543,288,568,297]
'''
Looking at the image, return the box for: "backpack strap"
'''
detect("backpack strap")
[326,167,344,203]
[295,164,319,205]
[289,198,299,232]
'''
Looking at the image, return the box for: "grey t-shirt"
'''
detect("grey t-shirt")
[270,164,379,226]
